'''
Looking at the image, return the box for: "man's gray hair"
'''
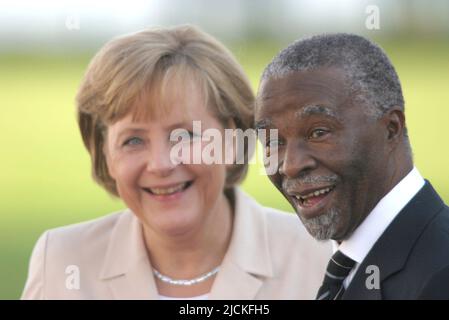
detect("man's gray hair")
[261,33,404,118]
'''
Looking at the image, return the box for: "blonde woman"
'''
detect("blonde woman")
[21,25,330,300]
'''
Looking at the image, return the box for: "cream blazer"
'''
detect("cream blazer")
[21,188,331,300]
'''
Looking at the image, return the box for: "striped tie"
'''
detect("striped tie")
[316,250,356,300]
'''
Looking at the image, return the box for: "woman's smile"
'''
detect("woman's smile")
[142,180,194,202]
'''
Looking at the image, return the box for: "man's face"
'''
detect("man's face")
[256,68,391,241]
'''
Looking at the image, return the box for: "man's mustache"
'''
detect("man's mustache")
[282,174,339,191]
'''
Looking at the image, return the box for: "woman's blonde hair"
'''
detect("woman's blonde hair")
[76,25,255,197]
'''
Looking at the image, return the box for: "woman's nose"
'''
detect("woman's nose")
[145,142,178,176]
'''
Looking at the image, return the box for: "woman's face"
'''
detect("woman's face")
[104,81,231,237]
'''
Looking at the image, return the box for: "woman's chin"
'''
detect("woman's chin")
[143,212,202,238]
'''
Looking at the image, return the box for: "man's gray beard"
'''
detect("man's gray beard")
[299,207,340,241]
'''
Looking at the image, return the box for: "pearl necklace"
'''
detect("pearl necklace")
[153,266,220,286]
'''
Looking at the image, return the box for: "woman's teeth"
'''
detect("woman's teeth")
[148,182,188,195]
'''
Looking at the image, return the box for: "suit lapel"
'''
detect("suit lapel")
[343,182,445,299]
[99,210,158,299]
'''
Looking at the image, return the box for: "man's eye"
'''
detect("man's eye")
[265,139,282,156]
[309,129,329,139]
[267,139,280,148]
[123,137,143,146]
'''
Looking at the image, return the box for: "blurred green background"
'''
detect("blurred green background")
[1,0,449,299]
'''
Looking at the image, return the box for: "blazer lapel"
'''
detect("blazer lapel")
[343,182,445,300]
[105,256,158,300]
[209,189,274,299]
[209,262,264,299]
[99,210,158,299]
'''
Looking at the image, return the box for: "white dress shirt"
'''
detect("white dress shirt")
[332,167,425,289]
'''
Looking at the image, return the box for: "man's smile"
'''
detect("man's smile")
[286,184,337,219]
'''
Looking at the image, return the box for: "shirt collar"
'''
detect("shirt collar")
[333,167,425,263]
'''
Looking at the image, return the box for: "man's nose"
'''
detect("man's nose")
[279,141,317,178]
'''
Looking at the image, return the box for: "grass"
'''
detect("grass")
[1,38,448,299]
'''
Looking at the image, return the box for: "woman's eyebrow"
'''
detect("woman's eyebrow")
[115,121,195,139]
[165,121,194,131]
[116,128,148,140]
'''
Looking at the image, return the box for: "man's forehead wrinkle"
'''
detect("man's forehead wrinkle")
[293,79,346,99]
[296,105,339,119]
[264,79,345,103]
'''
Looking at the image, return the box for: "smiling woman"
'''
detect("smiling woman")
[20,25,330,300]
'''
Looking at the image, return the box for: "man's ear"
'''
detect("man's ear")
[382,107,406,143]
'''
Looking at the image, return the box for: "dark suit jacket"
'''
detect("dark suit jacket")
[342,181,449,300]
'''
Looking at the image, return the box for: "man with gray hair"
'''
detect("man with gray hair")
[255,33,449,299]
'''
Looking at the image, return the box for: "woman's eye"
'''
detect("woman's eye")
[184,131,195,139]
[183,131,201,141]
[123,137,143,146]
[309,129,329,139]
[192,131,202,139]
